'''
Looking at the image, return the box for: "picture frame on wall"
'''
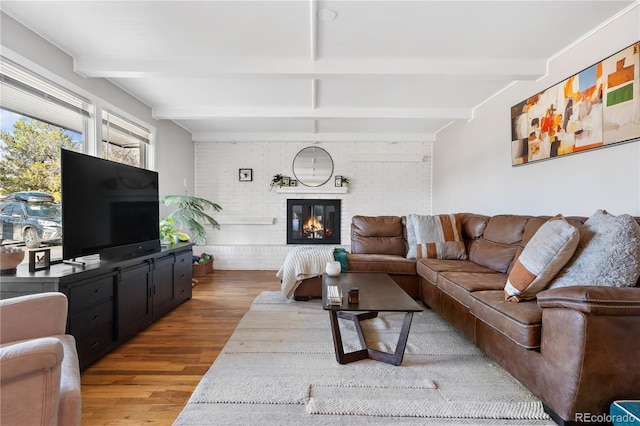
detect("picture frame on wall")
[511,41,640,166]
[335,175,343,187]
[239,168,253,181]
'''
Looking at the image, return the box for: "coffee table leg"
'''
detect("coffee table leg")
[337,311,377,349]
[329,310,368,364]
[329,311,413,366]
[367,312,414,366]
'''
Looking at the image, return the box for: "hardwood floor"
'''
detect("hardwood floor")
[80,270,281,425]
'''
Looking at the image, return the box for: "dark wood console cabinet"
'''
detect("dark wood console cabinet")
[0,243,194,369]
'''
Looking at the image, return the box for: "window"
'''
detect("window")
[0,57,88,147]
[0,56,87,201]
[0,56,88,250]
[0,56,154,255]
[102,110,151,168]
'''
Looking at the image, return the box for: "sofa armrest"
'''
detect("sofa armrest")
[1,337,64,425]
[537,286,640,316]
[0,292,68,344]
[0,337,64,382]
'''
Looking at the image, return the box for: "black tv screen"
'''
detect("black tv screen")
[61,149,160,261]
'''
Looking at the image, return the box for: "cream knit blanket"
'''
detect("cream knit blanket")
[277,246,335,299]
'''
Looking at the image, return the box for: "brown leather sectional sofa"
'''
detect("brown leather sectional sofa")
[293,214,640,425]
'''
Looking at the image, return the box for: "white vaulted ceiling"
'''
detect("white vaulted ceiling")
[1,1,635,143]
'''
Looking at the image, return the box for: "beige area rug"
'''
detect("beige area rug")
[174,291,555,425]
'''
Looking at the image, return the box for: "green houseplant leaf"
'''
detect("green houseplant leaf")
[159,217,177,243]
[160,195,222,245]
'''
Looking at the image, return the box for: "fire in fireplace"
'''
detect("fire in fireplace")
[286,199,341,244]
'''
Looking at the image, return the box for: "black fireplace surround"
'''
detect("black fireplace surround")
[286,199,341,244]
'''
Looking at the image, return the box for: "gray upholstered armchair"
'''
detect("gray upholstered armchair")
[0,292,81,425]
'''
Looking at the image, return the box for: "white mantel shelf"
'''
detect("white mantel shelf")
[275,187,348,194]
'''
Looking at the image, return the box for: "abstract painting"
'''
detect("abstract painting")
[511,41,639,166]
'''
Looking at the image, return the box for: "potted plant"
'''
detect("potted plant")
[159,217,178,245]
[270,174,285,190]
[340,177,350,187]
[160,195,222,245]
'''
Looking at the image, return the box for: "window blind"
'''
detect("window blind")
[101,111,151,147]
[0,56,90,134]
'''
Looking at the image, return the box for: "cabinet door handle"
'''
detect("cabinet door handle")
[91,314,99,322]
[89,340,99,349]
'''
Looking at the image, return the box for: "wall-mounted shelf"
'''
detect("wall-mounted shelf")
[216,217,275,225]
[275,187,348,194]
[350,154,428,162]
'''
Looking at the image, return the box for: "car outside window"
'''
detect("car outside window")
[25,203,61,218]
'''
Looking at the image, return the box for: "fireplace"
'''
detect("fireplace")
[286,199,341,244]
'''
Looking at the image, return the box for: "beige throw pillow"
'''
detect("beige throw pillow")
[411,214,467,260]
[504,215,579,302]
[549,210,640,289]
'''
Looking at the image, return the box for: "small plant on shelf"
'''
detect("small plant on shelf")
[270,174,285,190]
[159,217,179,244]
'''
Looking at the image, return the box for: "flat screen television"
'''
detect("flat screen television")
[61,149,160,261]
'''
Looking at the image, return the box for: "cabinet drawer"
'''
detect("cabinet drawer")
[69,275,115,314]
[69,300,113,338]
[175,251,193,300]
[175,251,192,273]
[76,324,116,369]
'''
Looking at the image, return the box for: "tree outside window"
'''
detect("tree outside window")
[0,112,82,201]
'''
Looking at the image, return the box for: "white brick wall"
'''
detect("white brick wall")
[194,141,432,269]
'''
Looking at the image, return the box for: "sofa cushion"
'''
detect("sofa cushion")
[347,253,416,275]
[461,214,489,240]
[438,272,508,308]
[522,216,586,246]
[410,213,467,260]
[416,258,498,285]
[468,240,519,274]
[468,215,528,273]
[550,210,640,289]
[483,215,530,245]
[505,215,580,302]
[350,216,406,256]
[470,290,542,349]
[521,217,549,246]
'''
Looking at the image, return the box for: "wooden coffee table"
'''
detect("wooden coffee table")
[322,272,423,366]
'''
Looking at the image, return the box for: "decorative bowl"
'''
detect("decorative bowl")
[325,260,341,277]
[0,247,25,275]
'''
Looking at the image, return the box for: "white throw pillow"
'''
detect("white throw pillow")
[406,214,418,259]
[549,210,640,289]
[504,215,579,302]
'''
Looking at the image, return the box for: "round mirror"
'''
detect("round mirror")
[292,146,334,187]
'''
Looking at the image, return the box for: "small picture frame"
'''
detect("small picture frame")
[239,168,253,182]
[289,179,297,187]
[282,176,290,186]
[335,175,343,187]
[29,248,50,272]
